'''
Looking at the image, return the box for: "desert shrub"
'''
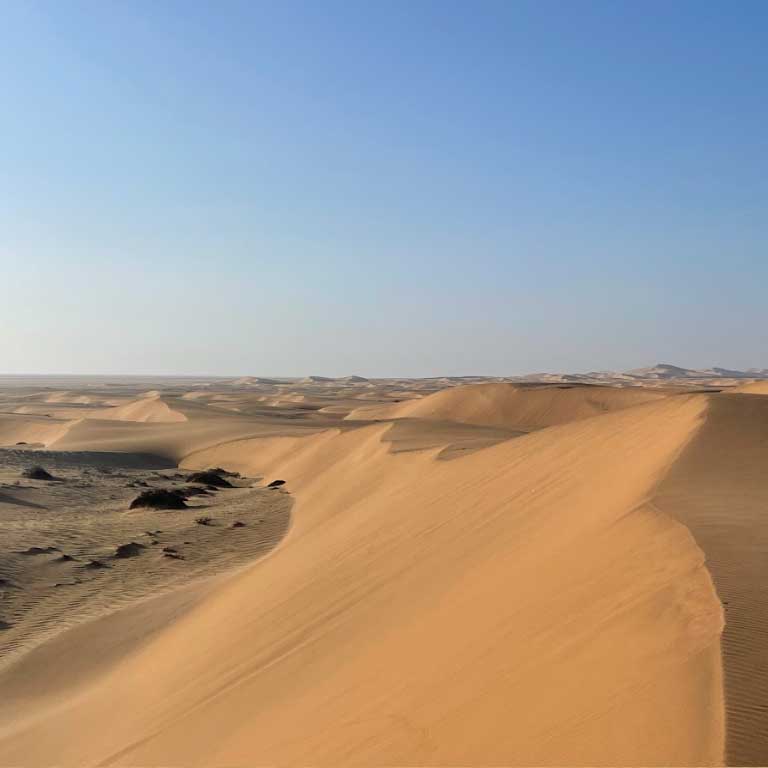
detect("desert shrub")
[187,471,232,488]
[129,489,188,510]
[21,465,56,481]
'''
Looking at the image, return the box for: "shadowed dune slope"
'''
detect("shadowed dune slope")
[654,393,768,766]
[346,382,668,430]
[0,395,724,766]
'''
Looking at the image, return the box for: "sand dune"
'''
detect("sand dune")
[49,411,322,465]
[0,413,75,448]
[654,393,768,764]
[93,395,188,423]
[0,394,724,766]
[4,375,768,764]
[42,391,99,405]
[346,381,668,431]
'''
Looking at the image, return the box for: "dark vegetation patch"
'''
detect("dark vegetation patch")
[208,467,240,478]
[187,471,232,488]
[129,489,188,510]
[175,485,210,498]
[19,546,59,556]
[21,466,57,481]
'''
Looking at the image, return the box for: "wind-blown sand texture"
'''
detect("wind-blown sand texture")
[0,373,766,765]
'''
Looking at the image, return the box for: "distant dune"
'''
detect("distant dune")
[346,382,667,431]
[0,413,74,447]
[42,391,98,404]
[728,381,768,395]
[231,377,291,386]
[93,396,188,423]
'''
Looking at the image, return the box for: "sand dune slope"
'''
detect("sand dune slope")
[92,395,188,423]
[50,407,323,464]
[0,396,723,766]
[346,382,668,430]
[0,413,75,447]
[654,393,768,765]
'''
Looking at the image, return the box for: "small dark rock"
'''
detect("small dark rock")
[129,489,188,510]
[163,551,185,560]
[114,542,146,558]
[267,479,286,488]
[84,559,109,569]
[161,546,178,554]
[21,466,56,481]
[55,553,76,562]
[194,516,214,526]
[19,546,59,556]
[231,521,246,528]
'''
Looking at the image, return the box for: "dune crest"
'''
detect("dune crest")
[347,381,668,431]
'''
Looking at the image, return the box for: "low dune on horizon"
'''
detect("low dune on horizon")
[1,372,768,765]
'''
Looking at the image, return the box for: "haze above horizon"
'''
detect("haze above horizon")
[3,1,766,377]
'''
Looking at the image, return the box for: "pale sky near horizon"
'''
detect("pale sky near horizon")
[2,1,766,377]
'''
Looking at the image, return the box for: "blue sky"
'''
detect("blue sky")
[2,0,766,376]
